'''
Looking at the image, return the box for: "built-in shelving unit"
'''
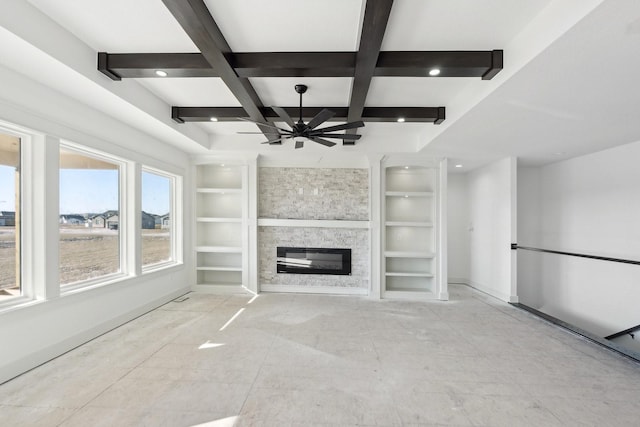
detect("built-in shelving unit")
[195,163,247,292]
[382,164,438,298]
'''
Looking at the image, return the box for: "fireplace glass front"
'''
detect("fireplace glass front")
[277,247,351,275]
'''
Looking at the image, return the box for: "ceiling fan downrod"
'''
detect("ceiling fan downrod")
[295,84,307,124]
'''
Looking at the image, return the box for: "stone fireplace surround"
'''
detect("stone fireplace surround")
[258,167,370,294]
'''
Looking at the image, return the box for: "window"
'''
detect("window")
[141,169,173,268]
[0,132,20,302]
[59,146,122,286]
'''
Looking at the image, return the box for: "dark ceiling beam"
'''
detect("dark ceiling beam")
[98,50,503,79]
[481,50,503,80]
[172,106,445,123]
[161,0,274,137]
[233,52,355,78]
[346,0,394,144]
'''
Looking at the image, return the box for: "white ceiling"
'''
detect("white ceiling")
[4,0,639,170]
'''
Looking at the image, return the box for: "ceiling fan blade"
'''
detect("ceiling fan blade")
[310,133,362,140]
[306,108,336,130]
[238,132,277,134]
[295,140,304,149]
[239,131,293,137]
[308,136,336,147]
[312,121,365,133]
[237,117,290,133]
[271,106,296,128]
[260,137,285,144]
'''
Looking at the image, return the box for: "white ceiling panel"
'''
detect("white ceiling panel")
[138,78,241,106]
[26,0,198,52]
[366,77,474,107]
[382,0,553,50]
[249,78,353,107]
[203,0,364,52]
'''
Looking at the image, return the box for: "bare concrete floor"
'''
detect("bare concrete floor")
[1,284,639,426]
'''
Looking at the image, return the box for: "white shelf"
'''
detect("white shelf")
[385,251,435,258]
[383,163,439,299]
[385,272,434,278]
[257,218,370,229]
[196,266,242,272]
[196,217,242,223]
[196,187,241,194]
[195,162,247,292]
[196,246,243,253]
[385,191,433,198]
[385,221,433,227]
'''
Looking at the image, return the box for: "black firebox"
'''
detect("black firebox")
[276,247,352,275]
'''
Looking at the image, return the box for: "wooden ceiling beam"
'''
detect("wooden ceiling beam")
[98,50,503,79]
[345,0,394,144]
[161,0,274,137]
[172,106,445,123]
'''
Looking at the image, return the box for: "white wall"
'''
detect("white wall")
[447,173,469,283]
[0,63,192,384]
[467,157,516,301]
[517,141,640,336]
[516,166,542,306]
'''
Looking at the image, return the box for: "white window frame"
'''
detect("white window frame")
[0,124,30,310]
[58,141,129,292]
[141,165,181,273]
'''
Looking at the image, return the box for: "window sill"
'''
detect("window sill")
[0,295,42,315]
[142,260,181,274]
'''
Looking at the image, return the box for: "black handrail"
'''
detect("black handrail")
[510,303,640,363]
[605,324,640,340]
[511,244,640,266]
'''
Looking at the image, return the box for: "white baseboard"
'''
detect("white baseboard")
[260,284,368,296]
[466,280,513,302]
[192,284,251,294]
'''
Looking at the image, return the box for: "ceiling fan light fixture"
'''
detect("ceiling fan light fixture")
[429,68,441,76]
[155,70,168,77]
[397,117,405,123]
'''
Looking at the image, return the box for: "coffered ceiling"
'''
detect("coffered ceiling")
[3,1,640,169]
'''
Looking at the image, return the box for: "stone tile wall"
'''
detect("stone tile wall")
[258,168,369,220]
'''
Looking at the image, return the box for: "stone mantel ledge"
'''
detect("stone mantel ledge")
[257,218,370,229]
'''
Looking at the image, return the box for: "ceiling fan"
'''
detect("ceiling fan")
[239,84,364,149]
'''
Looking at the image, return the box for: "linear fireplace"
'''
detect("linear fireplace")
[277,247,352,275]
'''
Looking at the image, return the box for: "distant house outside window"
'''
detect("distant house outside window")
[0,132,21,302]
[59,146,121,286]
[141,169,173,268]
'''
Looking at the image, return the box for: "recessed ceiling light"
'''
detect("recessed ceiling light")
[455,164,463,168]
[155,70,168,77]
[397,117,405,123]
[429,68,441,76]
[404,194,409,198]
[404,166,409,169]
[220,164,225,167]
[209,117,218,122]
